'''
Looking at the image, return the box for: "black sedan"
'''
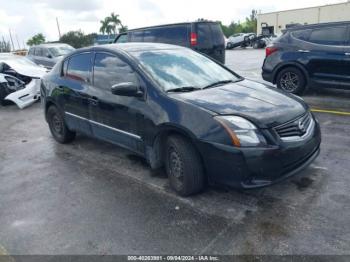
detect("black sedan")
[41,43,321,196]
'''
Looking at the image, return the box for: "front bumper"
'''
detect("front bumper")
[197,120,321,189]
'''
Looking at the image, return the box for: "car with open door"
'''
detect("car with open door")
[41,43,321,196]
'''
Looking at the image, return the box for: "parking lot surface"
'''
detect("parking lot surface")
[1,50,350,255]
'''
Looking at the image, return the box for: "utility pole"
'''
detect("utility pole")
[15,34,21,50]
[8,29,15,51]
[56,17,61,39]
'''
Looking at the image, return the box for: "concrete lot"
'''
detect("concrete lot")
[0,49,350,255]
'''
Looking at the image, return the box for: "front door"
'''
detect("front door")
[89,51,145,154]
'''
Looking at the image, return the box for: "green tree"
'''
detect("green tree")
[220,9,258,37]
[59,30,96,48]
[26,33,45,46]
[99,13,127,35]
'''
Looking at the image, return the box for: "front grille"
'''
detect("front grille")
[275,113,312,138]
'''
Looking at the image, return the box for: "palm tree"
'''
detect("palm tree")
[109,12,121,35]
[99,17,109,34]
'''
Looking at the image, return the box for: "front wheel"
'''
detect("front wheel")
[47,105,76,143]
[165,135,205,196]
[276,67,306,95]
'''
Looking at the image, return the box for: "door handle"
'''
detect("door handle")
[89,96,99,106]
[298,50,310,53]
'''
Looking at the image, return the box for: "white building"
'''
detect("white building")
[257,1,350,35]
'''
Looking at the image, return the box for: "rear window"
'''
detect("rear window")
[197,23,224,48]
[209,23,225,46]
[129,25,189,46]
[309,26,348,45]
[197,23,212,48]
[66,52,93,82]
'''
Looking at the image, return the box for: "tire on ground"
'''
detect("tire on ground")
[47,105,76,144]
[165,135,205,196]
[276,66,307,95]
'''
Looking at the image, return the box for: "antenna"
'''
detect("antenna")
[56,17,62,39]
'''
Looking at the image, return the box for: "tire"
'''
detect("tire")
[253,42,259,49]
[276,67,306,95]
[47,105,76,143]
[165,135,205,196]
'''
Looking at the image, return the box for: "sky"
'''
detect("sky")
[0,0,346,48]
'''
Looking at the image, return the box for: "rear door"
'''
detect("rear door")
[302,25,348,88]
[60,52,94,135]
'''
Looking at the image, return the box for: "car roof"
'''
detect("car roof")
[127,21,219,32]
[285,21,350,32]
[69,43,184,56]
[30,43,72,48]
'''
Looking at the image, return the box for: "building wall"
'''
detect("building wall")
[257,2,350,35]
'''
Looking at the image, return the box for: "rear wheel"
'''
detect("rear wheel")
[165,135,205,196]
[276,67,306,95]
[253,41,259,49]
[47,105,76,143]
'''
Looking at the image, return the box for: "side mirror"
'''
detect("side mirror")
[47,54,52,58]
[111,82,143,97]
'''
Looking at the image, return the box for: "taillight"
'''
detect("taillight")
[190,32,197,46]
[265,46,278,57]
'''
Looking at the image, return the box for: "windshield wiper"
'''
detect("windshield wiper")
[203,80,235,89]
[166,86,201,93]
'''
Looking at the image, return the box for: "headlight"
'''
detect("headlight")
[215,116,267,147]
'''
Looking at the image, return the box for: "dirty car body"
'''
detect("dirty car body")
[0,54,47,109]
[41,43,321,195]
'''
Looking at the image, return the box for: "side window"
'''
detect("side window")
[42,48,49,58]
[151,26,189,46]
[66,52,93,82]
[93,53,138,90]
[116,34,128,43]
[197,23,212,48]
[35,48,42,56]
[309,26,348,45]
[28,48,34,55]
[291,29,312,41]
[129,31,143,42]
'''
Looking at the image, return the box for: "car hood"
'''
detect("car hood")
[171,79,307,128]
[2,59,47,78]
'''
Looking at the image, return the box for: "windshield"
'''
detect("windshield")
[132,49,240,92]
[49,45,75,57]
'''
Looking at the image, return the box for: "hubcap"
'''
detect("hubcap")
[51,114,63,135]
[169,148,184,189]
[280,72,299,92]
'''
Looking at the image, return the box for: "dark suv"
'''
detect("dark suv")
[41,43,321,196]
[114,21,225,63]
[262,21,350,95]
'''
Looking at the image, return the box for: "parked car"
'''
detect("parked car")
[41,43,321,196]
[27,43,75,69]
[262,21,350,95]
[114,21,225,63]
[0,54,47,108]
[226,33,256,49]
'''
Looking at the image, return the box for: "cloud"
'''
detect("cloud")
[0,0,346,47]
